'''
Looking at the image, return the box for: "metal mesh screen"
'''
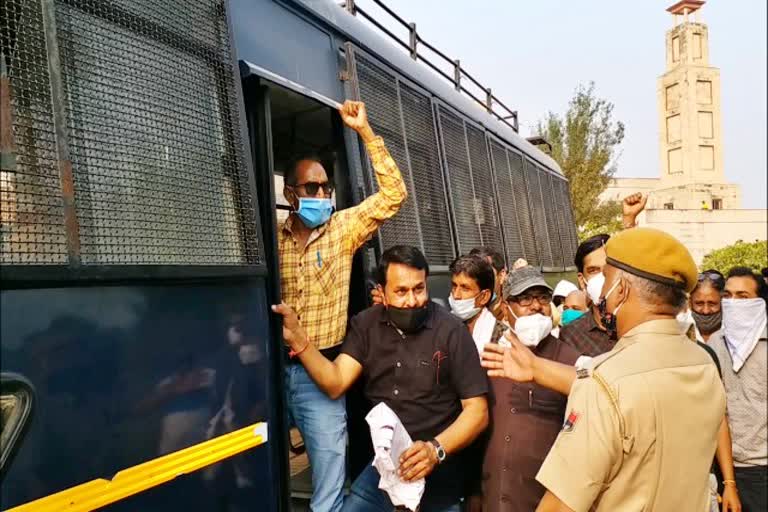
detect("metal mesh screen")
[399,83,454,264]
[52,0,260,265]
[465,126,504,259]
[555,178,579,267]
[524,160,553,267]
[437,108,482,253]
[488,141,524,263]
[1,0,68,264]
[508,151,538,265]
[540,170,564,269]
[355,54,423,253]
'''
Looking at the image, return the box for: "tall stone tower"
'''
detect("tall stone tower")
[656,0,739,209]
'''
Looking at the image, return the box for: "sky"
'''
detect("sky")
[358,0,767,209]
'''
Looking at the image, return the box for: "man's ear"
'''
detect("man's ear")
[577,273,586,291]
[477,289,492,308]
[284,186,297,209]
[376,284,388,306]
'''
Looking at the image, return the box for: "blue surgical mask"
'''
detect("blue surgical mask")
[561,309,585,326]
[296,198,332,228]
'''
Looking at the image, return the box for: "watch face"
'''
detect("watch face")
[437,446,446,461]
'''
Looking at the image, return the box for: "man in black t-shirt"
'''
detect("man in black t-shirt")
[274,245,489,511]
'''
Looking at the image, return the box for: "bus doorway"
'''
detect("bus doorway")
[242,77,374,510]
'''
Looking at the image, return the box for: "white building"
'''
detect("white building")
[600,0,766,264]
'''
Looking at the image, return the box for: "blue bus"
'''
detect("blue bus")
[0,0,578,510]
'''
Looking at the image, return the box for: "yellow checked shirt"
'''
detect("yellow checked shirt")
[278,136,407,350]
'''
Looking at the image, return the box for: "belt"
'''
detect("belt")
[284,344,342,366]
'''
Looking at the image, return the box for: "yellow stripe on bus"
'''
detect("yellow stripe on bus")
[8,422,268,512]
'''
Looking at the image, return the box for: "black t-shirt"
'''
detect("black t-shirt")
[341,302,488,503]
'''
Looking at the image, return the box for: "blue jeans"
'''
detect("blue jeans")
[341,463,461,512]
[285,364,347,512]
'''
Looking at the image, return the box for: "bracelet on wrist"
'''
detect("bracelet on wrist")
[722,479,737,487]
[289,339,310,358]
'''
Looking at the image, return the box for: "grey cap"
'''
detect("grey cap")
[502,266,553,299]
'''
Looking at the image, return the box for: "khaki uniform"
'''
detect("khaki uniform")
[536,319,725,511]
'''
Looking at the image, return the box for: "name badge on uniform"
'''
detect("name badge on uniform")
[562,410,580,433]
[576,367,590,379]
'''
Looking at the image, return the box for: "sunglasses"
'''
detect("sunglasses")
[290,181,334,196]
[698,271,724,283]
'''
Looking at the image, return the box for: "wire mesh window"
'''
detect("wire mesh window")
[508,152,538,266]
[1,0,68,264]
[538,168,564,269]
[437,108,483,254]
[1,0,261,266]
[488,141,524,263]
[554,177,579,267]
[399,84,454,264]
[355,53,454,265]
[465,126,504,259]
[524,159,553,268]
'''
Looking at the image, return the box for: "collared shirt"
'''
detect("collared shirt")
[279,137,406,350]
[559,308,614,357]
[341,302,488,502]
[482,335,580,512]
[537,319,725,512]
[709,328,767,467]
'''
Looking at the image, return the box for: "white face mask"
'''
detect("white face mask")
[512,313,553,347]
[676,309,695,334]
[586,273,605,306]
[722,298,768,372]
[449,294,482,321]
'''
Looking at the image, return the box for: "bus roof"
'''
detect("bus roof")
[291,0,564,176]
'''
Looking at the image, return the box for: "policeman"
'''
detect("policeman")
[483,228,726,511]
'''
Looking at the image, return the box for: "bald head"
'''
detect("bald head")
[563,290,588,312]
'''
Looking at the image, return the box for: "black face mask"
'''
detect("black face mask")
[387,304,429,333]
[692,310,722,335]
[598,297,619,341]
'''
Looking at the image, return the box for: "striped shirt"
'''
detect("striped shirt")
[278,136,407,350]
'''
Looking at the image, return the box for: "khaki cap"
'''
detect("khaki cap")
[605,227,698,292]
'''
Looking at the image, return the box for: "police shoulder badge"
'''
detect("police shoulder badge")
[562,410,580,433]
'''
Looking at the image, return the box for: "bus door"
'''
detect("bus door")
[240,61,377,504]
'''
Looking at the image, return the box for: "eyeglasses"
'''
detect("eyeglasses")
[290,181,334,196]
[510,293,552,307]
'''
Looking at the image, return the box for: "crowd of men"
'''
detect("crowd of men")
[271,101,767,512]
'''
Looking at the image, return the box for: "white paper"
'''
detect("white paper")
[365,403,425,511]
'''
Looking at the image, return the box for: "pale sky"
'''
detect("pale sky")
[361,0,767,209]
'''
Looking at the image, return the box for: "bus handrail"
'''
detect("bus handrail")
[341,0,520,132]
[6,422,269,512]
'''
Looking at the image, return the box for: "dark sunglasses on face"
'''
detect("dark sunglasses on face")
[510,293,552,307]
[290,181,334,196]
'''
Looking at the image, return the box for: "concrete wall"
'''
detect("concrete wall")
[600,178,741,210]
[638,208,767,265]
[600,178,660,204]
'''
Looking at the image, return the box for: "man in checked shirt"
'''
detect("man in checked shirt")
[278,100,407,512]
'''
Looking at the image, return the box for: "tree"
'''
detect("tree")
[701,240,768,274]
[537,82,625,240]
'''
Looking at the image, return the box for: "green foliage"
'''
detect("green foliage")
[701,240,768,273]
[578,201,622,242]
[537,82,625,232]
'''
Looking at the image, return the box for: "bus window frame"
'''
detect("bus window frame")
[0,373,35,479]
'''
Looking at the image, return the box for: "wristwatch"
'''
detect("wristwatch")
[429,439,446,463]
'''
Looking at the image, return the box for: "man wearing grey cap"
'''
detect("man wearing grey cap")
[480,266,581,512]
